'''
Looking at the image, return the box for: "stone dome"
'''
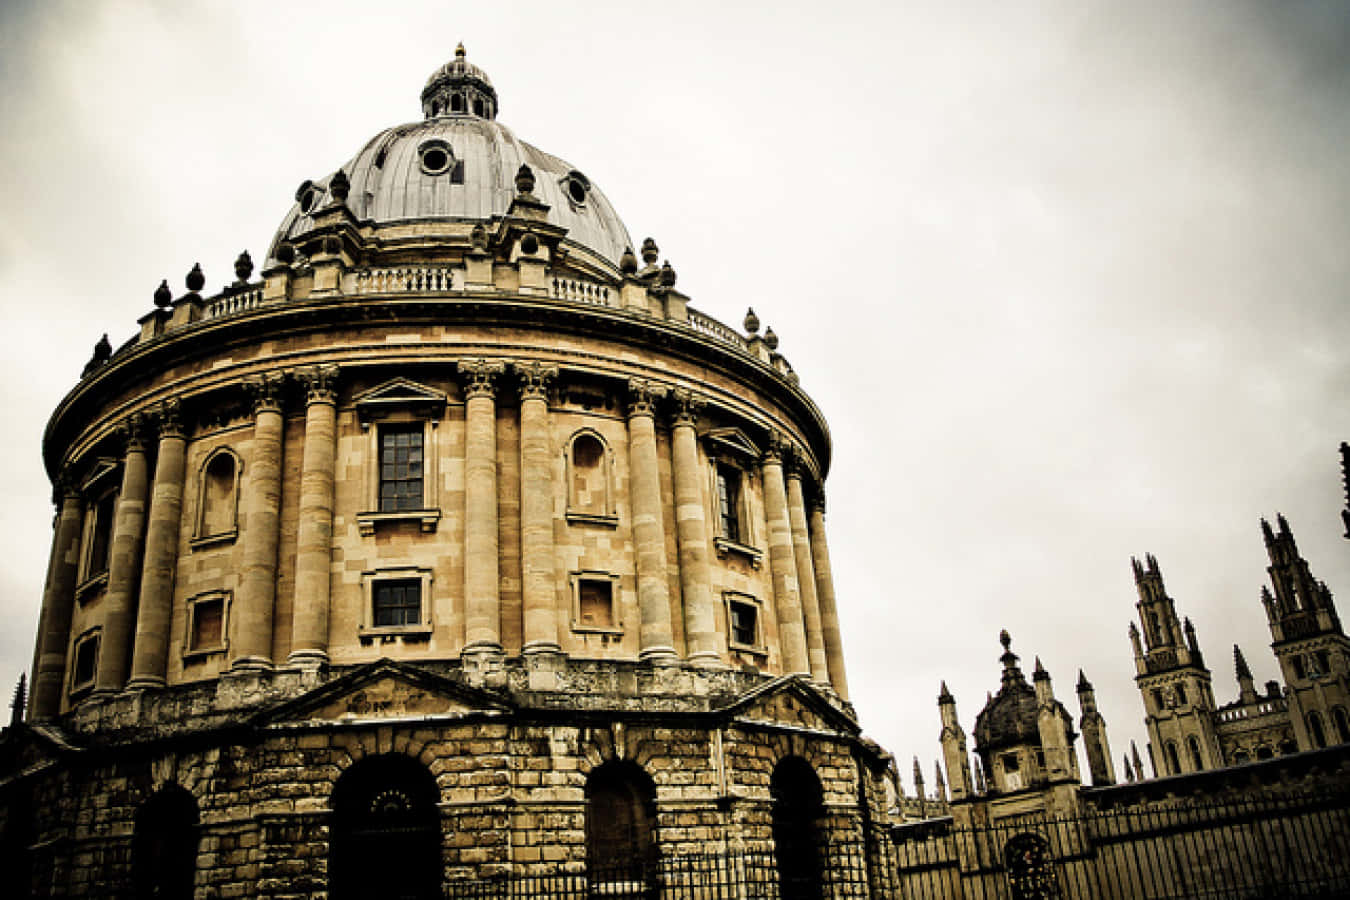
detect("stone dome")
[268,47,632,271]
[973,632,1074,754]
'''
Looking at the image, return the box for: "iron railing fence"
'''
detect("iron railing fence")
[890,788,1350,899]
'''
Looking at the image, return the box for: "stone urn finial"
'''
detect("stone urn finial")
[470,223,488,253]
[520,232,539,255]
[763,327,779,351]
[640,237,658,266]
[329,169,350,203]
[186,263,205,293]
[515,164,535,195]
[743,308,760,334]
[234,250,254,283]
[620,246,638,276]
[153,279,173,308]
[659,260,676,287]
[275,242,296,265]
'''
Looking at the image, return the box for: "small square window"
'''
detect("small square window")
[724,592,765,654]
[374,579,422,627]
[71,631,99,694]
[379,426,424,512]
[185,592,230,657]
[571,572,621,634]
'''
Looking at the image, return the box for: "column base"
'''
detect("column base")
[522,641,563,658]
[686,651,727,669]
[124,675,167,691]
[228,656,275,674]
[286,649,330,671]
[638,646,679,665]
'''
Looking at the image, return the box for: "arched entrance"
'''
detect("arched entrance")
[1005,832,1060,899]
[330,755,442,900]
[585,760,659,886]
[771,756,824,900]
[132,784,199,900]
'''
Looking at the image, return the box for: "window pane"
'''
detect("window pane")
[374,580,421,627]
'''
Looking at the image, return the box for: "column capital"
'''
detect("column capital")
[156,397,186,440]
[626,378,666,419]
[297,364,341,405]
[458,358,506,400]
[668,387,704,428]
[52,470,81,506]
[761,429,790,466]
[808,493,827,517]
[244,371,286,415]
[514,360,558,401]
[117,412,151,453]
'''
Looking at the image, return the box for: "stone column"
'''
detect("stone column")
[230,373,285,672]
[761,434,809,676]
[517,361,561,657]
[460,359,506,662]
[30,481,84,717]
[289,365,340,669]
[786,463,829,686]
[809,497,849,700]
[95,414,152,694]
[627,379,677,664]
[127,401,189,690]
[670,389,721,666]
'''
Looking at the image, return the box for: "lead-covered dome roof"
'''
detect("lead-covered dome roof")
[267,46,631,269]
[973,632,1075,753]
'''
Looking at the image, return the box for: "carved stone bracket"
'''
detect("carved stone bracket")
[514,360,558,401]
[298,364,341,405]
[244,372,287,415]
[669,387,704,428]
[458,359,506,400]
[626,378,667,419]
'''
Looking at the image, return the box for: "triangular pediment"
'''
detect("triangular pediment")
[254,659,512,726]
[702,427,761,461]
[0,723,82,788]
[717,675,859,736]
[353,378,448,421]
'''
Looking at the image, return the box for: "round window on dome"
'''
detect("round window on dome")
[562,171,591,206]
[418,140,454,176]
[296,180,318,215]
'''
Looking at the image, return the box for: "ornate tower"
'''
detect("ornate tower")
[1260,515,1350,749]
[938,681,973,801]
[1075,669,1115,786]
[1130,555,1221,775]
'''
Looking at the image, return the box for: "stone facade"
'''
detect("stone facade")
[0,47,892,899]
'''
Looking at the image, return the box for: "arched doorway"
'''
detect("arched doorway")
[132,785,199,900]
[1005,832,1060,899]
[330,755,441,900]
[585,760,659,887]
[771,756,824,900]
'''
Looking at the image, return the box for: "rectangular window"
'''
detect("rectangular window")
[1293,656,1307,680]
[373,579,422,627]
[379,426,424,512]
[577,580,614,629]
[87,492,116,578]
[1175,684,1188,705]
[729,600,758,648]
[189,596,225,652]
[716,464,742,543]
[71,632,99,692]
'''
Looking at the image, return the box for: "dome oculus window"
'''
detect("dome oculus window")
[562,170,591,206]
[418,140,453,175]
[296,180,319,215]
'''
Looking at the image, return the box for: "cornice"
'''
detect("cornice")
[45,294,832,480]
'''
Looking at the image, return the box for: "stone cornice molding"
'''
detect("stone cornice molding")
[669,387,704,428]
[457,358,507,400]
[297,364,341,406]
[244,372,287,416]
[513,360,558,401]
[626,378,666,420]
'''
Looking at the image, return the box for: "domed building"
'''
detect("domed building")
[0,47,895,898]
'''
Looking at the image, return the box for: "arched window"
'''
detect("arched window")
[195,448,241,544]
[132,785,199,900]
[566,431,614,524]
[1232,749,1250,765]
[1308,711,1328,749]
[1255,745,1274,761]
[451,93,464,113]
[1332,707,1350,744]
[472,98,485,116]
[1186,736,1203,772]
[1164,741,1181,776]
[331,755,441,900]
[771,756,824,900]
[586,761,659,886]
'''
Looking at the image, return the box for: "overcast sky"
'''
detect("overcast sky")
[2,0,1348,791]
